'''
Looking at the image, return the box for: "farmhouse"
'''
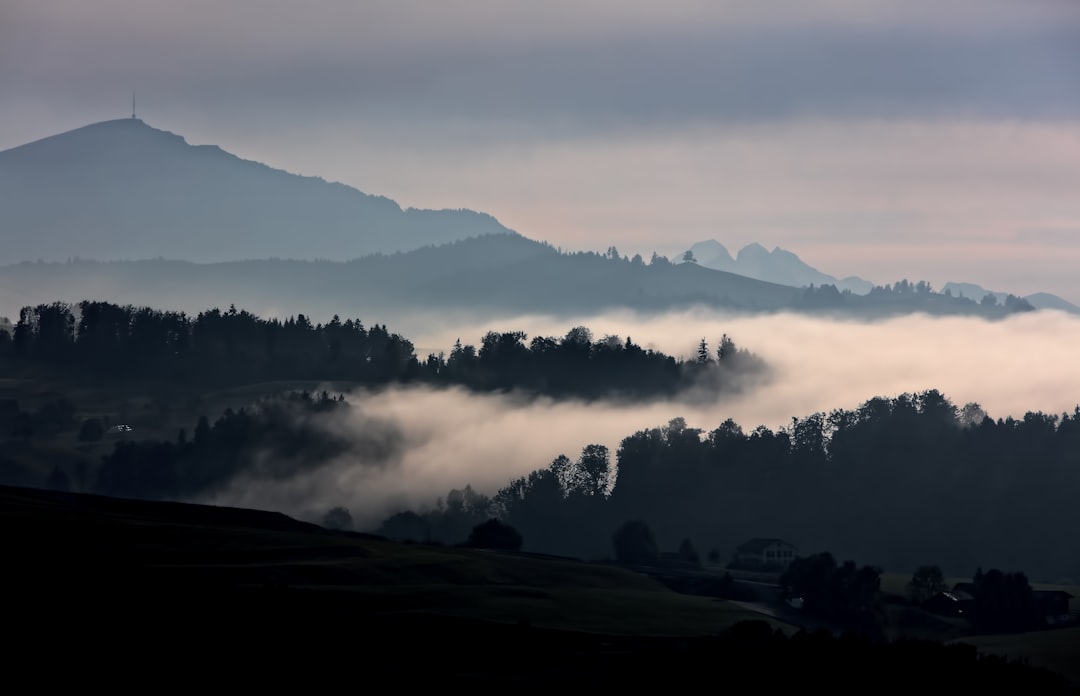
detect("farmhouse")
[922,590,975,617]
[1034,590,1074,625]
[946,583,1074,626]
[730,538,797,570]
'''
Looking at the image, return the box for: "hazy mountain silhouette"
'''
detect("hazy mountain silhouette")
[0,235,1034,323]
[0,118,512,262]
[685,240,873,294]
[0,235,800,320]
[942,282,1080,315]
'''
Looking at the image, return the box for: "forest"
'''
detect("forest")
[6,378,1077,583]
[0,300,763,400]
[379,390,1080,581]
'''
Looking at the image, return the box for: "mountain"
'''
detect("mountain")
[0,235,1033,326]
[0,235,801,323]
[685,240,737,272]
[0,118,512,262]
[686,240,873,294]
[942,282,1080,315]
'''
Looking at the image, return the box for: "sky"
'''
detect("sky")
[3,0,1080,301]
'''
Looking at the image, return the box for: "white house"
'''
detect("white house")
[731,538,798,569]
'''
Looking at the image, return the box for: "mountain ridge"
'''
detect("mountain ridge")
[0,118,514,262]
[942,282,1080,315]
[686,240,873,294]
[0,234,1035,326]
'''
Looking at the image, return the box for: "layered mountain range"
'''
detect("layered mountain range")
[0,118,1073,319]
[683,242,1078,314]
[684,240,873,295]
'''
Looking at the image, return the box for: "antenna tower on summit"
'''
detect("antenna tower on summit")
[132,90,136,119]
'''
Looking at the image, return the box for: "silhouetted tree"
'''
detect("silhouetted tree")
[78,418,104,442]
[696,339,711,364]
[908,565,946,604]
[46,466,71,492]
[612,519,659,565]
[677,537,701,566]
[781,553,882,631]
[971,568,1040,632]
[322,507,353,531]
[466,518,523,551]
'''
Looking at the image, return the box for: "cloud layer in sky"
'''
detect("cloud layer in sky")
[3,0,1079,299]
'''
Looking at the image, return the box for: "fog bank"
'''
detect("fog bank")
[206,309,1080,528]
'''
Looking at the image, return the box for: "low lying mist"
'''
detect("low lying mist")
[206,308,1080,530]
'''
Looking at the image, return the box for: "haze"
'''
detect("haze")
[203,308,1080,527]
[4,0,1080,301]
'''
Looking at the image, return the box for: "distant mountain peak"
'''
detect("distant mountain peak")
[683,240,873,295]
[736,242,770,260]
[688,240,734,269]
[0,119,514,263]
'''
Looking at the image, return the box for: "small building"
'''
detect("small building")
[730,538,797,570]
[952,582,975,595]
[948,582,1074,626]
[922,590,975,617]
[1034,590,1074,625]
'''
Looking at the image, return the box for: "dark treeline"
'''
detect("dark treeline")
[93,391,360,501]
[381,390,1080,581]
[794,278,1034,317]
[23,391,370,502]
[1,300,763,399]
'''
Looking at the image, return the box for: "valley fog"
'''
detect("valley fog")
[206,308,1080,528]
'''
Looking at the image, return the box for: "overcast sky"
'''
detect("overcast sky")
[3,0,1080,300]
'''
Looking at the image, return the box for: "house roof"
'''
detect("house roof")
[1033,590,1074,599]
[736,538,795,554]
[933,590,974,603]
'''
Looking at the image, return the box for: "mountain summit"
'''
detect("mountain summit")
[0,118,513,262]
[686,240,872,294]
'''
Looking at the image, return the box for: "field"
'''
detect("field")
[955,628,1080,686]
[0,483,784,639]
[2,362,1077,686]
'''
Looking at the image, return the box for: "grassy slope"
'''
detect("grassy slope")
[0,484,782,638]
[954,629,1080,686]
[877,570,1080,683]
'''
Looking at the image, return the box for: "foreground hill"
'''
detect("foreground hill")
[0,235,1033,322]
[0,483,773,637]
[1,484,1069,688]
[0,118,511,262]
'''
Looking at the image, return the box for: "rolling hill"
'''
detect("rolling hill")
[2,483,1071,687]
